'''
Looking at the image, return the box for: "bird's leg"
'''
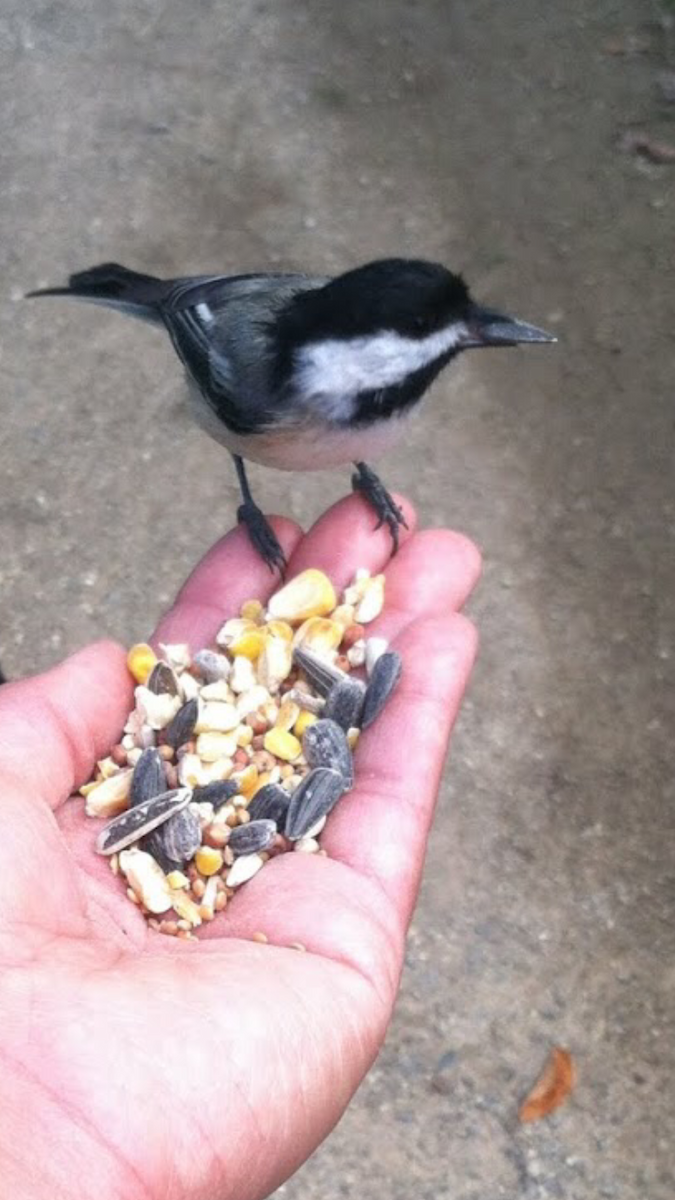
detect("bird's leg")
[232,454,287,576]
[351,461,408,553]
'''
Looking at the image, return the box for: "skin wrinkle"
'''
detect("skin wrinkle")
[0,1041,154,1200]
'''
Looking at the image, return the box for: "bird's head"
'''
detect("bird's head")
[313,257,554,347]
[285,258,556,418]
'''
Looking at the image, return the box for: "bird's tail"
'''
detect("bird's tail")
[26,262,168,321]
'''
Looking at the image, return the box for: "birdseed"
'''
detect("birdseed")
[77,566,402,936]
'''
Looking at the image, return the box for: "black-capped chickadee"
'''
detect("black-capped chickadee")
[28,258,555,572]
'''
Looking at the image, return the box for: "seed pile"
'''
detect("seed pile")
[80,567,402,938]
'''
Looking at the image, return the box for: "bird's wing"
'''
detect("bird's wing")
[158,273,326,434]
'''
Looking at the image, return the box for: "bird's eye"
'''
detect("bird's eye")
[413,315,429,335]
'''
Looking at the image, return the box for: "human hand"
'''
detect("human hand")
[0,494,480,1200]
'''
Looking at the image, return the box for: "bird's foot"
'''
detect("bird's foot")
[237,502,287,576]
[351,462,408,553]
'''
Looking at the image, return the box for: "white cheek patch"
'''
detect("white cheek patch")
[295,323,467,409]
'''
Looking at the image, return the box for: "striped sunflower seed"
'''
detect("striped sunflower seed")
[192,779,240,810]
[228,819,277,856]
[324,676,366,731]
[247,782,291,831]
[129,747,167,807]
[302,718,354,788]
[96,786,192,855]
[142,806,202,872]
[293,645,346,697]
[361,650,403,729]
[163,697,199,749]
[286,767,345,840]
[147,661,180,696]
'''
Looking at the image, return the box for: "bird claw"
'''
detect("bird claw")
[351,464,408,555]
[237,502,287,577]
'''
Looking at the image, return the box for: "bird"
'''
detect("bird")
[28,258,555,573]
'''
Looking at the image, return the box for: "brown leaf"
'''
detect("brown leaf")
[518,1047,576,1123]
[618,130,675,163]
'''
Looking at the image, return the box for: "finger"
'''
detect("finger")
[369,529,481,647]
[0,641,132,811]
[152,517,303,650]
[285,492,417,590]
[325,613,478,926]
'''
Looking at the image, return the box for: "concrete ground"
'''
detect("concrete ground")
[2,1,674,1196]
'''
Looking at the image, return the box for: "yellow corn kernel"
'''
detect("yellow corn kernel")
[251,771,272,795]
[264,727,301,762]
[294,709,318,738]
[240,598,264,622]
[231,763,259,797]
[267,569,337,623]
[347,727,360,750]
[230,628,266,660]
[127,642,157,685]
[170,890,202,926]
[194,846,224,877]
[166,870,190,890]
[275,697,300,731]
[264,619,294,642]
[292,616,343,654]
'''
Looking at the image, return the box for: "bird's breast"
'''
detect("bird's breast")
[185,381,414,471]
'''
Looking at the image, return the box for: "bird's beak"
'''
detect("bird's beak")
[463,304,557,348]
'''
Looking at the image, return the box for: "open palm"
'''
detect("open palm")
[0,495,479,1200]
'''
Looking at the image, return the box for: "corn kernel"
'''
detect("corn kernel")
[264,727,301,762]
[166,870,190,890]
[275,697,300,731]
[264,619,294,642]
[294,709,318,737]
[194,846,224,876]
[267,569,337,623]
[230,628,266,660]
[231,763,259,797]
[332,603,356,628]
[240,598,264,622]
[127,642,157,685]
[292,616,343,654]
[251,771,272,794]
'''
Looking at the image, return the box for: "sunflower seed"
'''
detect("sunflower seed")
[142,806,202,872]
[129,747,167,806]
[286,767,345,840]
[293,645,346,697]
[96,786,192,855]
[147,661,180,696]
[247,782,291,830]
[192,648,231,682]
[228,819,277,856]
[163,697,199,749]
[302,719,354,788]
[192,779,240,810]
[324,676,366,731]
[361,650,403,729]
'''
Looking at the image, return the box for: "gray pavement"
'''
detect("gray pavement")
[1,1,674,1196]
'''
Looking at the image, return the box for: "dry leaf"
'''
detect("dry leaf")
[518,1047,576,1123]
[618,130,675,163]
